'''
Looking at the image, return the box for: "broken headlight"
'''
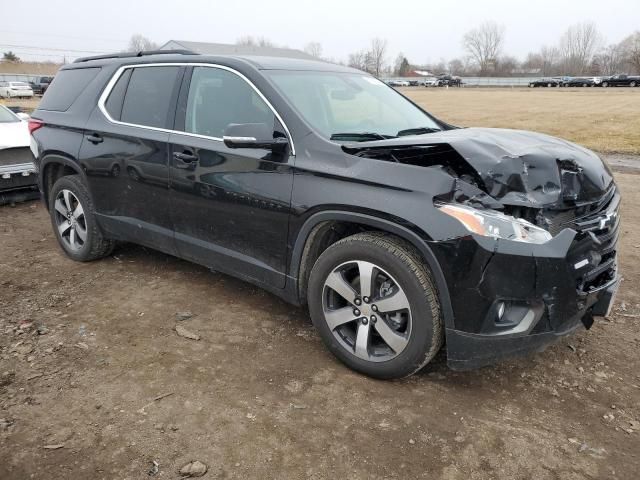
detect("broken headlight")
[438,204,553,244]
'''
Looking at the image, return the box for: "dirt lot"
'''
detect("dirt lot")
[1,89,640,479]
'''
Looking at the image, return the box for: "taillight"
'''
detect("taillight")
[28,119,44,135]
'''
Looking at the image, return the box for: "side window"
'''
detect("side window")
[185,67,274,139]
[104,68,132,121]
[120,66,180,129]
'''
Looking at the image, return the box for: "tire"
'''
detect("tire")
[631,81,637,87]
[602,82,609,88]
[583,83,588,87]
[307,232,443,379]
[49,175,115,262]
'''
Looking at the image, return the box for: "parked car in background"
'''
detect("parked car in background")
[388,79,410,87]
[0,104,38,203]
[601,74,640,87]
[562,77,598,87]
[436,75,462,87]
[529,78,561,88]
[30,51,619,378]
[422,77,439,87]
[0,81,35,98]
[29,76,54,95]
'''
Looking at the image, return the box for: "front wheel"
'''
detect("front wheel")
[602,82,609,88]
[49,175,115,262]
[631,81,637,87]
[307,233,443,379]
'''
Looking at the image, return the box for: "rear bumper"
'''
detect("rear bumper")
[7,90,34,97]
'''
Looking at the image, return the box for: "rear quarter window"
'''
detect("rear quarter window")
[38,67,100,112]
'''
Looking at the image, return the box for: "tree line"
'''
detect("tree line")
[342,22,640,78]
[4,25,638,78]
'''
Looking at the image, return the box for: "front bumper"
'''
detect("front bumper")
[444,276,618,370]
[429,191,620,370]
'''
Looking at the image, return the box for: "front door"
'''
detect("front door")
[168,66,294,287]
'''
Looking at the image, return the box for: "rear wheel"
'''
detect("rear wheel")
[307,233,443,379]
[631,81,637,87]
[602,81,609,88]
[49,175,114,262]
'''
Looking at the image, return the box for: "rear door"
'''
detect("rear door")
[79,65,184,253]
[168,65,294,287]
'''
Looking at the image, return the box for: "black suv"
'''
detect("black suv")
[30,51,619,378]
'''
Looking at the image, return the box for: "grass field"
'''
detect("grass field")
[402,87,640,155]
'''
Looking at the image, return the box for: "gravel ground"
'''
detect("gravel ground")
[0,172,639,479]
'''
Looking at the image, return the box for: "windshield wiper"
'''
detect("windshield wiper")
[396,127,441,137]
[330,132,396,142]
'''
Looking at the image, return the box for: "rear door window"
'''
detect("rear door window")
[184,66,274,139]
[120,66,180,129]
[38,67,100,111]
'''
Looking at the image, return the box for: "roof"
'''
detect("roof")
[68,50,358,74]
[160,40,315,60]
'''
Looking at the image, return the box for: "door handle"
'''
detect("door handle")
[85,133,103,144]
[173,152,198,168]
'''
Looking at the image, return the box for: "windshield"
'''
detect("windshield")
[0,106,20,123]
[266,71,441,141]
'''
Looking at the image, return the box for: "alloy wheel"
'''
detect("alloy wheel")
[322,260,412,362]
[53,189,87,251]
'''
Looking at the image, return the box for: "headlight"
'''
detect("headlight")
[438,204,552,244]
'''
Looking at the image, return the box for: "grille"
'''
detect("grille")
[565,185,620,293]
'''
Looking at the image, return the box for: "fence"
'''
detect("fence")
[0,73,50,83]
[383,76,546,87]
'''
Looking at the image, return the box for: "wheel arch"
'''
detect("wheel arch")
[290,210,455,330]
[40,154,87,210]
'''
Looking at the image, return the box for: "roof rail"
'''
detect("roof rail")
[73,49,198,64]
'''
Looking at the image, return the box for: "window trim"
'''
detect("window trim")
[97,62,296,155]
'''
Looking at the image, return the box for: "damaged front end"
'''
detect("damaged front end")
[343,128,620,369]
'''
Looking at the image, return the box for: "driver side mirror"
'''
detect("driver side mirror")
[223,123,289,153]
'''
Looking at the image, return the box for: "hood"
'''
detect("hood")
[343,127,614,208]
[0,121,30,150]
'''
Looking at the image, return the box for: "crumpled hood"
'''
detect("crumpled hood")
[346,127,614,207]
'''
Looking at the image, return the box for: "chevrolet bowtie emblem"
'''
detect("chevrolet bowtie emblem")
[598,211,616,230]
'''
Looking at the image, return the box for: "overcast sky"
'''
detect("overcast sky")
[2,0,639,64]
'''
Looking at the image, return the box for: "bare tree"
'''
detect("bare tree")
[347,50,368,72]
[540,46,561,75]
[595,44,625,75]
[559,22,603,75]
[448,58,466,76]
[462,21,505,75]
[304,42,323,59]
[128,34,158,52]
[236,36,275,47]
[619,31,640,74]
[367,38,388,77]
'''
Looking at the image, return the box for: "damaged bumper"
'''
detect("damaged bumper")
[429,190,620,370]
